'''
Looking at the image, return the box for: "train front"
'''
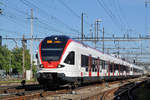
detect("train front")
[36,35,71,86]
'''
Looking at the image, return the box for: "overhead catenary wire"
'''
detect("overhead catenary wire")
[35,19,78,37]
[1,0,79,37]
[2,0,29,16]
[0,0,80,40]
[36,19,66,35]
[0,2,30,36]
[57,0,91,27]
[19,0,80,34]
[0,28,23,36]
[96,0,124,32]
[111,0,127,30]
[145,1,149,35]
[115,0,130,30]
[57,0,80,19]
[1,14,28,35]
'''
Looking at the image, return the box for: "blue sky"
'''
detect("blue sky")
[0,0,149,62]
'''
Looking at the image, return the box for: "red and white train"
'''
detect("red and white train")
[36,35,144,87]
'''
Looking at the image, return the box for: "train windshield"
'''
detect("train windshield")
[40,36,69,61]
[41,48,63,61]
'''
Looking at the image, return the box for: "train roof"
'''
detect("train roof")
[71,39,144,70]
[41,35,144,71]
[43,35,70,40]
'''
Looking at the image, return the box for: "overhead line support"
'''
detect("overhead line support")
[81,13,84,42]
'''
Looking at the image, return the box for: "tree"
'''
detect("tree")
[11,48,22,74]
[11,47,31,74]
[0,46,35,75]
[0,45,11,74]
[24,49,31,70]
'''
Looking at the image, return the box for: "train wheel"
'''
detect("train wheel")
[68,83,75,89]
[74,81,79,88]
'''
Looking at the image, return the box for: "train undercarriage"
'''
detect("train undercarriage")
[36,72,141,89]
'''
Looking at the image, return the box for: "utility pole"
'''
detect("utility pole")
[89,24,93,38]
[22,35,26,79]
[102,27,104,53]
[29,9,34,78]
[94,19,102,48]
[89,28,93,38]
[117,41,120,56]
[96,19,99,39]
[145,1,150,66]
[94,20,97,48]
[81,13,84,41]
[96,19,102,39]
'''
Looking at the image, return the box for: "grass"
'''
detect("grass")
[0,78,37,83]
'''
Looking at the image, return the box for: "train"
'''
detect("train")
[36,35,144,88]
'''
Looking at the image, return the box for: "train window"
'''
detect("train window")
[92,57,97,69]
[101,60,105,69]
[81,55,88,67]
[109,63,113,72]
[92,68,95,72]
[95,68,97,72]
[114,64,118,71]
[36,53,38,59]
[105,62,108,70]
[64,51,75,65]
[103,61,106,69]
[41,48,63,61]
[120,65,124,73]
[96,58,100,71]
[126,66,129,73]
[86,67,88,72]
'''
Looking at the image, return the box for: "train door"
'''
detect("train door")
[108,61,110,76]
[97,57,100,77]
[112,63,114,76]
[100,60,105,76]
[119,64,120,76]
[88,55,92,77]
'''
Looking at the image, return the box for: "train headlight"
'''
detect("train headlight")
[40,64,44,68]
[58,64,65,68]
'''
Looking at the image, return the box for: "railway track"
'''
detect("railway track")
[0,81,38,87]
[0,77,148,100]
[0,84,42,99]
[100,77,149,100]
